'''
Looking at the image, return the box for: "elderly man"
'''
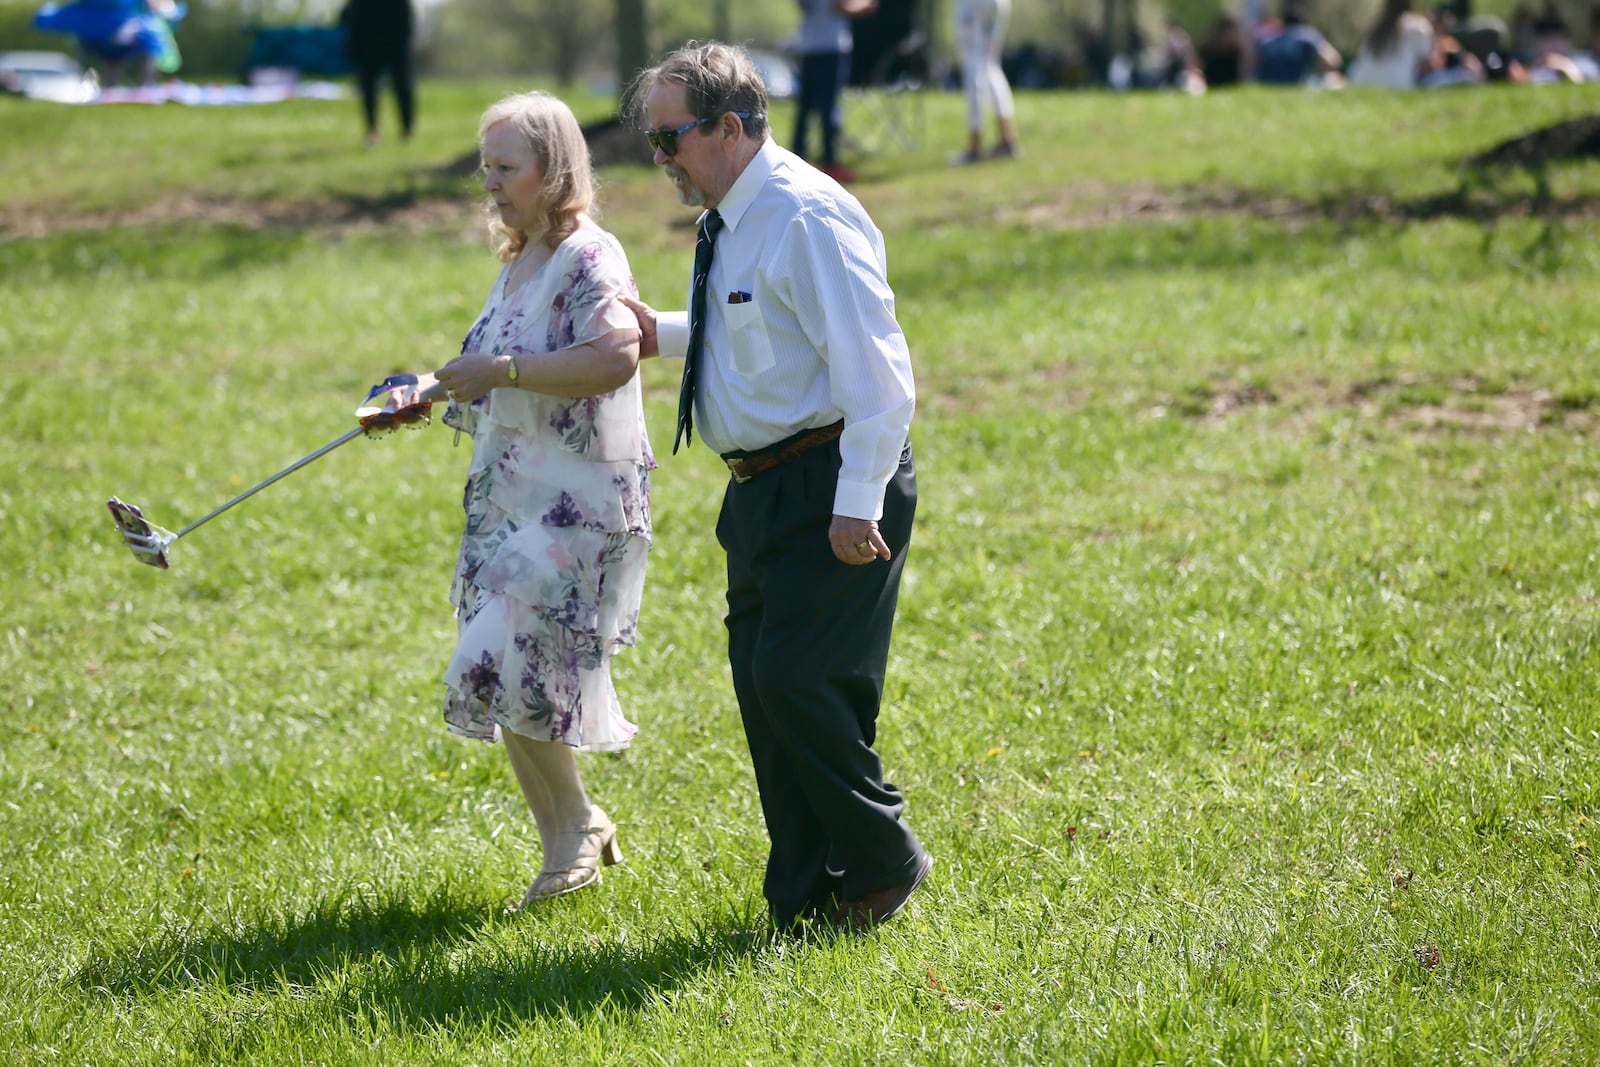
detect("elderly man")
[621,41,931,934]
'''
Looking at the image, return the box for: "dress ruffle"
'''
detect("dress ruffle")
[442,587,639,751]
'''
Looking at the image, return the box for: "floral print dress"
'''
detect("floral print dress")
[441,226,654,751]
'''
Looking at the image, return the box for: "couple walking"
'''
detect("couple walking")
[398,41,930,937]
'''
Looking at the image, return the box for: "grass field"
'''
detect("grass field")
[3,79,1600,1064]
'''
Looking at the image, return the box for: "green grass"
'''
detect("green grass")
[3,81,1600,1064]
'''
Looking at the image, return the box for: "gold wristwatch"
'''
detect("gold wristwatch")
[505,354,519,385]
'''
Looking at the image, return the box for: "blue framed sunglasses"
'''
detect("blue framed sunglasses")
[644,111,752,155]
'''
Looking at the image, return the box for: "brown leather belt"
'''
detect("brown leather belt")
[722,420,844,483]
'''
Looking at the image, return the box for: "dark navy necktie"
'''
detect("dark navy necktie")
[675,208,724,453]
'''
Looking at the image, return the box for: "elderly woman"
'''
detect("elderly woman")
[423,91,652,910]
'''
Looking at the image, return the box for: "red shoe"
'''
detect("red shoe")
[818,162,858,184]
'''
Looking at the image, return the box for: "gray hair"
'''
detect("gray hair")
[625,40,770,142]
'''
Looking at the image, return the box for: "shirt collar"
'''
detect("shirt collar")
[706,137,776,234]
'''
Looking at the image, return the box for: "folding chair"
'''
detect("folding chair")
[842,0,931,157]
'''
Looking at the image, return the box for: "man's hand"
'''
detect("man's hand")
[830,515,889,565]
[619,295,660,358]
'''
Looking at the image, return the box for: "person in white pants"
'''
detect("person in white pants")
[954,0,1018,163]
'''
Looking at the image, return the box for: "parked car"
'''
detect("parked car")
[0,50,99,103]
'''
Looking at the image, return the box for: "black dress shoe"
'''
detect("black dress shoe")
[832,853,933,930]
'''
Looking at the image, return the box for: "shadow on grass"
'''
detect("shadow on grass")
[1348,187,1600,225]
[338,923,751,1031]
[71,886,771,1030]
[73,889,482,994]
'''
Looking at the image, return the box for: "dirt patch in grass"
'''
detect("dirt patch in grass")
[929,370,1598,436]
[1349,376,1600,435]
[996,183,1600,232]
[1179,374,1600,436]
[0,191,484,242]
[9,171,1600,243]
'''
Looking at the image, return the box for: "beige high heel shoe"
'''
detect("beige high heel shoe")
[509,812,623,911]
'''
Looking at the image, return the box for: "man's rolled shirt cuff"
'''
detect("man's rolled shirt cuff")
[833,478,886,523]
[658,311,689,361]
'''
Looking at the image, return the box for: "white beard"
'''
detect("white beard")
[666,165,708,207]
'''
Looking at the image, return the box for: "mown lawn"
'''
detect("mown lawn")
[2,80,1599,1064]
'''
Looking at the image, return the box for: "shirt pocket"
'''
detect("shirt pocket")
[723,299,776,377]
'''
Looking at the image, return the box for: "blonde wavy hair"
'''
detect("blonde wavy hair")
[477,92,597,262]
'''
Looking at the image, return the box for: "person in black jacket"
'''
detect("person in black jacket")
[340,0,415,146]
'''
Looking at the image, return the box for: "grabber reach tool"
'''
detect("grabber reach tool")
[108,374,444,570]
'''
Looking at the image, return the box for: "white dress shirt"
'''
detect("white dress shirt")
[657,139,915,521]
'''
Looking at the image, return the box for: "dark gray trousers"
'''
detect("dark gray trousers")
[716,438,925,926]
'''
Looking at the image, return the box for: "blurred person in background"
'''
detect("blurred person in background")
[340,0,415,146]
[1251,0,1345,85]
[1197,11,1248,87]
[31,0,183,87]
[952,0,1019,162]
[1449,11,1527,82]
[1348,0,1436,87]
[1519,9,1590,81]
[1152,20,1207,92]
[792,0,874,183]
[1419,34,1488,86]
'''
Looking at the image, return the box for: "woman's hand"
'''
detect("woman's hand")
[434,353,515,404]
[360,372,440,413]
